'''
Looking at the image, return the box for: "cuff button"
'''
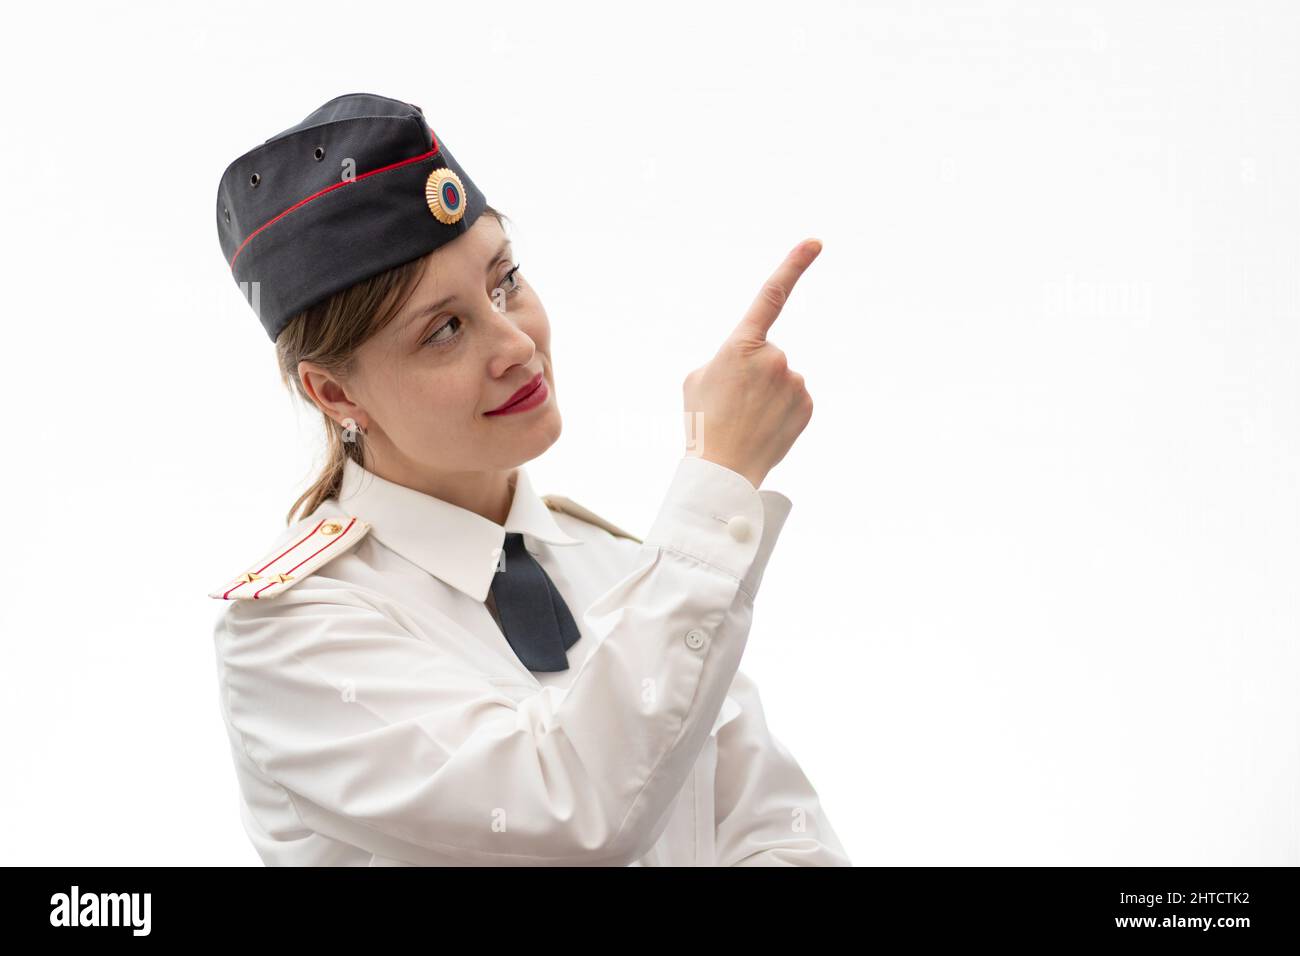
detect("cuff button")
[726,515,753,542]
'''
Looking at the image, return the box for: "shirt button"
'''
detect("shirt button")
[726,515,753,542]
[684,628,706,650]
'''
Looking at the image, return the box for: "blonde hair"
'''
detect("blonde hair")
[275,205,510,525]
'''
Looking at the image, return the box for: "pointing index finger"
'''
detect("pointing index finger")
[733,239,823,343]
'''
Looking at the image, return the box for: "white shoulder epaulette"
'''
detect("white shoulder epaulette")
[208,515,371,600]
[542,495,642,544]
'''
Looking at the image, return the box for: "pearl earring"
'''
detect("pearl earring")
[341,417,364,443]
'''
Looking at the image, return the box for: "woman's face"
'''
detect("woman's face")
[337,215,562,481]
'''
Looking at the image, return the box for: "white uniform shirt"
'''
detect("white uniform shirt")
[209,454,851,866]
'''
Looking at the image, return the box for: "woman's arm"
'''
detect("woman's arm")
[214,455,794,866]
[713,668,853,866]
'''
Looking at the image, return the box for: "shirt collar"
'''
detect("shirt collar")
[335,457,583,602]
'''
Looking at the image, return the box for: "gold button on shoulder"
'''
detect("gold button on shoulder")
[208,516,372,602]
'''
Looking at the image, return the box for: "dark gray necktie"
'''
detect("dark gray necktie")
[489,531,581,672]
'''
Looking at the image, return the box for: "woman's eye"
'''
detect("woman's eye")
[499,263,522,294]
[423,315,461,347]
[422,267,521,347]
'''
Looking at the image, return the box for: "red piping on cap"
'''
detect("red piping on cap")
[228,132,441,271]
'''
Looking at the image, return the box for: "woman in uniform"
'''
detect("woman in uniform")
[209,92,851,866]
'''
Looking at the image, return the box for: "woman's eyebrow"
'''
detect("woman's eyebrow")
[400,240,514,329]
[485,239,513,272]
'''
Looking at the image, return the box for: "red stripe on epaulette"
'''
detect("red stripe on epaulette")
[251,517,359,599]
[228,133,441,271]
[221,518,327,600]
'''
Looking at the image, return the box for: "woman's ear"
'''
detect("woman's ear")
[299,359,367,428]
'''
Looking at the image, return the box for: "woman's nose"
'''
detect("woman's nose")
[484,302,536,371]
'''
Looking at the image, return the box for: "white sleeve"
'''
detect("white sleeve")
[712,668,853,866]
[214,455,794,866]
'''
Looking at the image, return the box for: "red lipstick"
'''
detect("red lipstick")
[485,371,548,416]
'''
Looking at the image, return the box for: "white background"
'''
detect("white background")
[0,0,1295,865]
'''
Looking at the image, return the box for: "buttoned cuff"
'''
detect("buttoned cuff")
[742,488,793,599]
[644,456,793,601]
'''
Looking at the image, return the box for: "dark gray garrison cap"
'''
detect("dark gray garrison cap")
[216,92,487,342]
